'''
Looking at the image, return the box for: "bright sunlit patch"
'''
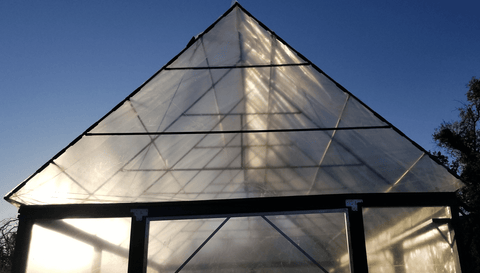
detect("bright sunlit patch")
[27,224,93,273]
[63,218,131,246]
[26,218,131,273]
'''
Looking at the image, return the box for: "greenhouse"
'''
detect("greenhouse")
[5,2,465,273]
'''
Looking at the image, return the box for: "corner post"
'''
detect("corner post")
[450,203,468,273]
[128,209,149,273]
[11,213,34,273]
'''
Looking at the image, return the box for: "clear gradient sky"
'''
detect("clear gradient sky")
[1,0,479,220]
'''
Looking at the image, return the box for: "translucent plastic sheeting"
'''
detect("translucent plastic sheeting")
[168,7,304,68]
[26,218,131,273]
[90,66,354,134]
[5,4,462,206]
[147,212,350,273]
[362,207,461,273]
[8,127,461,205]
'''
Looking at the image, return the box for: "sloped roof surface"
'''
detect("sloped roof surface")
[5,3,462,206]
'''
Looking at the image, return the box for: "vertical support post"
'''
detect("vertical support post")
[346,200,369,273]
[450,204,467,273]
[11,214,34,273]
[128,209,148,273]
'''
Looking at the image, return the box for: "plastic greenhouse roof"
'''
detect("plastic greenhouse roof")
[5,3,463,206]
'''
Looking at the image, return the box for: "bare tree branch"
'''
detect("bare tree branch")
[0,218,18,273]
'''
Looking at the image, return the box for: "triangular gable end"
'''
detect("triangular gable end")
[5,3,463,206]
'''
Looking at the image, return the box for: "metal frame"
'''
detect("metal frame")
[4,2,459,204]
[345,203,369,273]
[85,126,391,136]
[164,63,310,70]
[261,215,330,273]
[10,215,33,273]
[15,192,458,219]
[172,217,230,273]
[450,204,468,272]
[7,3,465,273]
[11,192,464,273]
[146,208,349,273]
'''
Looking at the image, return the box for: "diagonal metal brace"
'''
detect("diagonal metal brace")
[262,216,329,273]
[175,217,230,273]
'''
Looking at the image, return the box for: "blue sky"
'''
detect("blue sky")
[1,0,479,220]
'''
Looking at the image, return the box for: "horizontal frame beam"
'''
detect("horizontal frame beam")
[182,112,302,116]
[164,63,310,70]
[85,126,391,136]
[18,192,457,220]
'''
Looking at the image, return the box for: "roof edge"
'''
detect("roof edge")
[5,2,463,206]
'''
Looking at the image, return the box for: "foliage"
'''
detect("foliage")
[0,218,17,273]
[432,76,480,272]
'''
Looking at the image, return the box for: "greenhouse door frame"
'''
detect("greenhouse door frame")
[12,192,465,273]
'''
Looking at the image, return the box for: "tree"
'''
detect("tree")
[0,218,17,273]
[433,76,480,272]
